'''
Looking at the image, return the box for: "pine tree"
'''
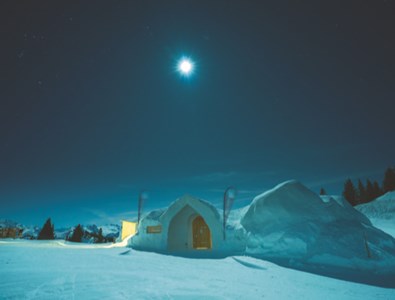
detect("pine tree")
[343,179,357,206]
[383,167,395,193]
[365,179,374,203]
[319,188,327,195]
[96,228,105,243]
[69,224,84,243]
[357,179,366,204]
[37,218,55,240]
[372,181,382,199]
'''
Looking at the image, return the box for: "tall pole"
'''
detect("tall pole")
[223,189,226,240]
[223,187,236,240]
[138,191,147,224]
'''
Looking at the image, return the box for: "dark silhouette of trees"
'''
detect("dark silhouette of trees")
[69,224,84,243]
[343,179,358,206]
[365,179,375,203]
[67,225,109,243]
[383,167,395,193]
[319,188,327,195]
[95,228,105,243]
[37,218,55,240]
[357,179,366,204]
[340,167,395,206]
[372,180,382,199]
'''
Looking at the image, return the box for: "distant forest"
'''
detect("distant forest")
[35,218,114,243]
[321,167,395,206]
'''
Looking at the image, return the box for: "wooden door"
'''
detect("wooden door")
[192,216,212,249]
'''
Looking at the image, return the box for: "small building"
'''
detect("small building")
[120,220,137,241]
[130,194,242,256]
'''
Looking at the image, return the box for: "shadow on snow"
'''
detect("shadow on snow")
[130,248,395,288]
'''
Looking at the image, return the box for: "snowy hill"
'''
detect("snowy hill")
[356,191,395,219]
[95,223,120,238]
[356,191,395,237]
[0,219,23,229]
[240,180,395,274]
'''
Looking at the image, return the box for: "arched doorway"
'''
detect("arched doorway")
[192,216,212,250]
[167,205,198,251]
[167,205,214,252]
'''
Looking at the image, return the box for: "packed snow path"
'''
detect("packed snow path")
[1,240,394,299]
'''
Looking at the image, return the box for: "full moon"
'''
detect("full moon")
[177,57,194,76]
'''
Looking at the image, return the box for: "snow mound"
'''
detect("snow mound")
[242,180,370,232]
[356,191,395,220]
[320,195,350,207]
[240,180,395,269]
[356,191,395,237]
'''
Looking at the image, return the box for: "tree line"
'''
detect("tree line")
[37,218,113,243]
[340,167,395,206]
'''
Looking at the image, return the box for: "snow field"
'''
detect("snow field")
[1,240,395,300]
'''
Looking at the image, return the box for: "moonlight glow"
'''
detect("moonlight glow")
[177,57,194,76]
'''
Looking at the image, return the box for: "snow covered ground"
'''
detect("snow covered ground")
[356,191,395,238]
[1,240,394,299]
[369,219,395,238]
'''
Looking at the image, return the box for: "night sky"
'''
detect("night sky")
[1,1,394,227]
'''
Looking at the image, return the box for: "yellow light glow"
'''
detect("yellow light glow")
[121,220,137,240]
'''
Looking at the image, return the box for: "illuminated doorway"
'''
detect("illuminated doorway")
[192,216,212,250]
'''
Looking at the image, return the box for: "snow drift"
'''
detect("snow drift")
[356,191,395,220]
[240,180,395,272]
[356,191,395,237]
